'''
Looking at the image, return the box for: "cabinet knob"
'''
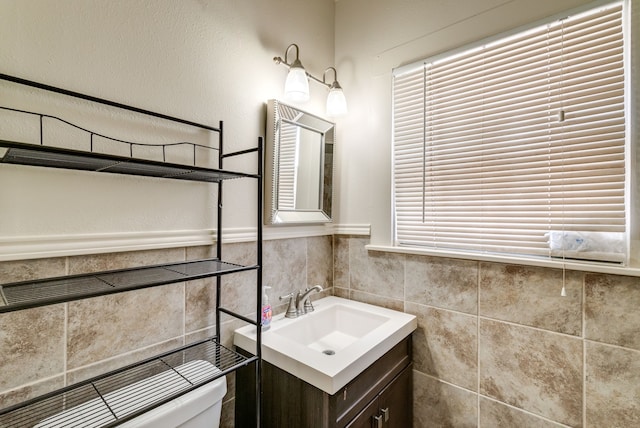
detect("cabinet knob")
[380,407,389,422]
[373,415,383,428]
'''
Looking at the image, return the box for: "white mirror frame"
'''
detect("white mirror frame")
[264,99,335,225]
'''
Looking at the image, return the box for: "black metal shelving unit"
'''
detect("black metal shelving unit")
[0,258,255,313]
[0,73,263,427]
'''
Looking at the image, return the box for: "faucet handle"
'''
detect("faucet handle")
[302,287,314,313]
[279,292,298,318]
[303,285,323,313]
[304,298,315,313]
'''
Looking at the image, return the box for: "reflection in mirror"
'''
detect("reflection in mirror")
[265,100,335,224]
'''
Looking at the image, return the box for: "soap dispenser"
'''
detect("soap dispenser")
[261,286,272,331]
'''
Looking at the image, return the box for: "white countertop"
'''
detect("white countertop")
[234,296,417,395]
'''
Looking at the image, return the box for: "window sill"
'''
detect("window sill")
[365,244,640,278]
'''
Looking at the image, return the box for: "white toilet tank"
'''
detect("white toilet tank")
[35,360,227,428]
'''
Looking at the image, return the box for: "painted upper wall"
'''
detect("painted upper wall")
[0,0,335,259]
[332,0,630,245]
[2,0,636,260]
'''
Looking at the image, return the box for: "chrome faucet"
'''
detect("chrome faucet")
[296,285,323,315]
[279,285,323,318]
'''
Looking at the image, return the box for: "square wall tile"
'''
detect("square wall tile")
[216,242,259,321]
[68,247,185,274]
[185,325,217,346]
[220,242,256,266]
[479,263,582,336]
[0,257,66,282]
[66,284,184,369]
[585,273,640,350]
[185,278,217,333]
[220,271,258,318]
[407,302,477,391]
[479,319,582,427]
[350,289,404,312]
[479,397,566,427]
[349,237,404,300]
[66,337,184,385]
[221,397,235,428]
[0,376,65,410]
[406,255,478,314]
[306,236,333,289]
[414,371,478,428]
[585,341,640,427]
[334,286,349,299]
[0,306,65,392]
[185,245,216,260]
[262,238,306,300]
[333,236,350,289]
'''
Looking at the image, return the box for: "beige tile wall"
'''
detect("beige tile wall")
[0,235,334,428]
[335,236,640,428]
[4,234,637,427]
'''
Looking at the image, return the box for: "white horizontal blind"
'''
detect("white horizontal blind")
[393,3,626,262]
[277,120,298,210]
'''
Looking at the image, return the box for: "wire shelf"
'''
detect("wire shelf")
[0,338,255,428]
[0,259,257,313]
[0,141,258,183]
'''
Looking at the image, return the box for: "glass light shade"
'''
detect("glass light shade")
[284,66,310,102]
[326,87,348,116]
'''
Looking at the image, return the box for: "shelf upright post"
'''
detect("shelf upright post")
[255,136,264,428]
[215,121,224,346]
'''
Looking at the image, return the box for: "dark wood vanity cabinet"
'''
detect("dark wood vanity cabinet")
[345,365,412,428]
[236,336,412,428]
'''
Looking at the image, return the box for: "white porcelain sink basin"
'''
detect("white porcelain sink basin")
[273,303,390,353]
[234,296,416,395]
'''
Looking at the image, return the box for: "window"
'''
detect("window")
[392,2,627,263]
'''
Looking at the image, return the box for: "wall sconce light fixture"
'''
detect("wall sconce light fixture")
[274,43,348,117]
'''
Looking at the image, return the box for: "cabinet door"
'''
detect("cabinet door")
[345,364,413,428]
[378,364,412,428]
[345,397,380,428]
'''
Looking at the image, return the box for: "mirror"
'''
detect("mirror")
[265,100,335,224]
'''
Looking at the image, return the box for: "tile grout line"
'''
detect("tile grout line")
[65,335,186,377]
[419,371,478,395]
[582,274,587,428]
[582,338,640,354]
[332,235,335,295]
[1,373,66,394]
[477,260,481,427]
[583,339,587,428]
[63,256,70,387]
[476,314,581,339]
[182,247,187,346]
[409,298,581,340]
[480,394,573,428]
[402,252,407,313]
[347,237,352,298]
[419,370,570,427]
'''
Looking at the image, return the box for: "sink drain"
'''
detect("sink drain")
[322,349,335,356]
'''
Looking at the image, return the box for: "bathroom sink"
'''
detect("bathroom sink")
[234,296,416,394]
[273,303,390,353]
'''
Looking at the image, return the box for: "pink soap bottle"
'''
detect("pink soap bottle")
[261,286,272,331]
